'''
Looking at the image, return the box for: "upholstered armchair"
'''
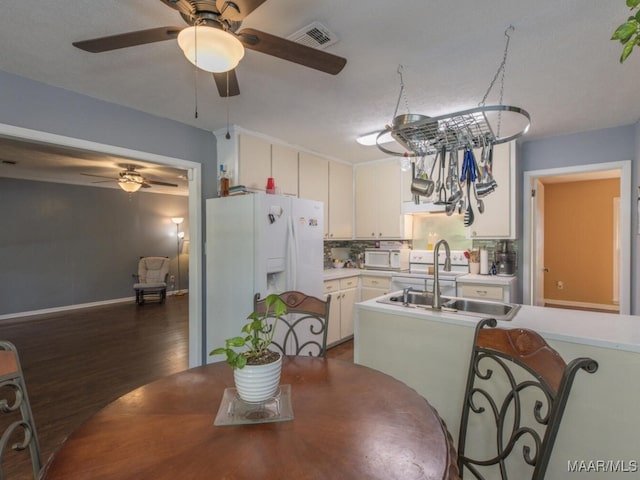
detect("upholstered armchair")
[133,256,170,305]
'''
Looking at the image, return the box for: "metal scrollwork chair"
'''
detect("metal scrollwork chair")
[457,318,598,480]
[0,341,42,479]
[132,256,170,305]
[254,291,331,357]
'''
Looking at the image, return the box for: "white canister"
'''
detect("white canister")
[480,249,489,275]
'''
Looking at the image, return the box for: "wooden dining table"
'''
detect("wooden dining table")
[39,356,460,480]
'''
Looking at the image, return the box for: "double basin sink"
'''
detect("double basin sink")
[377,290,520,321]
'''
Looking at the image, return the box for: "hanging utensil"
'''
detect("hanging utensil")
[473,148,484,214]
[411,154,435,198]
[446,148,462,205]
[433,146,449,205]
[476,140,498,198]
[461,148,477,227]
[411,161,419,204]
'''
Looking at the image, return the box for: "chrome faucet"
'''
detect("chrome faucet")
[432,239,452,310]
[402,287,415,306]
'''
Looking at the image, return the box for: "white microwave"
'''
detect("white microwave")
[364,249,410,271]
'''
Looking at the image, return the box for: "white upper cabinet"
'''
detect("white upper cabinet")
[299,152,329,236]
[221,130,354,240]
[238,134,271,192]
[355,160,412,239]
[467,141,516,239]
[271,143,299,196]
[328,161,353,239]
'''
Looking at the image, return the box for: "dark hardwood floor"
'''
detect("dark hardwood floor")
[0,296,353,479]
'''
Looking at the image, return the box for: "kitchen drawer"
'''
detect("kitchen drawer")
[339,277,359,290]
[458,284,504,301]
[361,276,391,289]
[324,280,340,294]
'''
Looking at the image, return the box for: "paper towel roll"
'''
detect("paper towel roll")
[480,249,489,275]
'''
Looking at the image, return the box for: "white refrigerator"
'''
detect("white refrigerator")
[205,193,324,361]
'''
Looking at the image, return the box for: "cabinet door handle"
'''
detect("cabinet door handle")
[475,290,488,296]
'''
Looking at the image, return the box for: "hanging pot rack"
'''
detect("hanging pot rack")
[376,104,530,157]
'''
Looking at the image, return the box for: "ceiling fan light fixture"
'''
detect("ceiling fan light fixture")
[118,172,144,192]
[177,26,245,73]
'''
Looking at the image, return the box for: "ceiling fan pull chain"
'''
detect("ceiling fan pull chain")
[194,23,199,119]
[225,72,231,139]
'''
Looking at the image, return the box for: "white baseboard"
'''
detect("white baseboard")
[544,298,619,312]
[0,297,134,321]
[0,289,189,322]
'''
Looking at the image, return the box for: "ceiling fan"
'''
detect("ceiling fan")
[72,0,347,97]
[82,165,179,193]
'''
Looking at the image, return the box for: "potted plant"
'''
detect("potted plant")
[612,0,640,62]
[210,293,287,402]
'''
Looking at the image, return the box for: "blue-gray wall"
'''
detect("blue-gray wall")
[518,124,639,312]
[0,69,218,349]
[0,178,188,315]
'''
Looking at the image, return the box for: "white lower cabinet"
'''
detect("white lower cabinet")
[324,276,358,345]
[456,275,517,303]
[360,275,392,301]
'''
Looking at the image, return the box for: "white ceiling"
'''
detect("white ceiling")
[0,0,639,191]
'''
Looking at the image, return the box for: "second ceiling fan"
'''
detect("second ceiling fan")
[72,0,347,97]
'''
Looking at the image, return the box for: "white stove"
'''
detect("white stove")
[390,249,469,296]
[409,249,469,276]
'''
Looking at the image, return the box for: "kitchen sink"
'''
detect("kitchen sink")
[442,298,520,320]
[377,292,520,321]
[385,291,446,306]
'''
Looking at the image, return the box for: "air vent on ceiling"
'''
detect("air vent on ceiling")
[287,21,338,50]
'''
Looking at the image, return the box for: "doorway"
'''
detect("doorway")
[0,122,204,366]
[522,161,631,314]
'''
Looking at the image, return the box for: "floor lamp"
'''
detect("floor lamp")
[171,217,185,296]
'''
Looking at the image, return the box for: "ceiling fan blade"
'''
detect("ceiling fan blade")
[145,179,179,187]
[213,71,240,97]
[159,0,195,16]
[237,28,347,75]
[216,0,267,21]
[73,27,183,53]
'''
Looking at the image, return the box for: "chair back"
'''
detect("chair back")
[253,291,331,357]
[137,257,170,284]
[0,341,42,479]
[457,318,598,480]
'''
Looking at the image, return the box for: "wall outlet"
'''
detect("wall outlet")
[556,280,564,290]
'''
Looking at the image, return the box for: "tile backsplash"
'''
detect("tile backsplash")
[324,240,411,269]
[412,213,471,250]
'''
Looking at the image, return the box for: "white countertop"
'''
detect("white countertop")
[323,268,394,281]
[456,274,517,285]
[357,296,640,353]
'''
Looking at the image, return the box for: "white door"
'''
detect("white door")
[533,180,545,306]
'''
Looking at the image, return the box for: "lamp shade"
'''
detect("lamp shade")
[177,26,245,73]
[171,217,184,225]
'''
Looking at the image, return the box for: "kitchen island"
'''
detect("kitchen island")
[355,298,640,479]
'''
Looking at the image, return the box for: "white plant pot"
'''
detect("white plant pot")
[234,354,282,403]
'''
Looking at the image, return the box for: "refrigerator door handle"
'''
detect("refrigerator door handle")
[287,215,298,291]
